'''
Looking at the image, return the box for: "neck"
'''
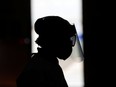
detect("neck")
[37,48,59,64]
[37,48,56,57]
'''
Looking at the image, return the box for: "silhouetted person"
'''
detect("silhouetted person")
[16,16,77,87]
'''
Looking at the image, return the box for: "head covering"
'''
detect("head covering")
[34,16,76,40]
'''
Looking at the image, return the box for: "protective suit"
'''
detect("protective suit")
[16,51,68,87]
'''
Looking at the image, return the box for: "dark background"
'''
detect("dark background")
[0,0,31,87]
[83,0,114,87]
[0,0,114,87]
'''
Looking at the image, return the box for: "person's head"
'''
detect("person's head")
[34,16,77,60]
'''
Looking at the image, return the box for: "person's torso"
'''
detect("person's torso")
[16,53,68,87]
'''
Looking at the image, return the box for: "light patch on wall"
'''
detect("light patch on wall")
[31,0,84,87]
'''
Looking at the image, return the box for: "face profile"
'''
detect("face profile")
[34,16,77,60]
[16,16,77,87]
